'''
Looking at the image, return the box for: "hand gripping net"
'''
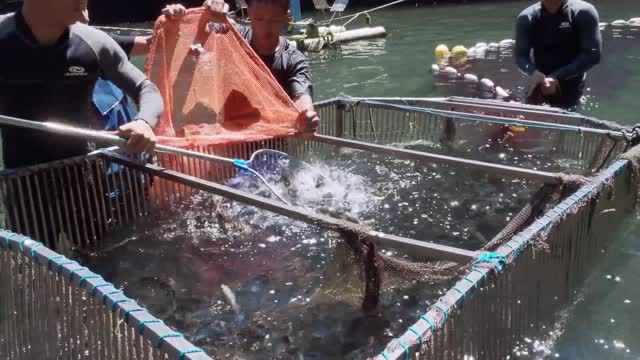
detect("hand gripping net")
[144,8,302,148]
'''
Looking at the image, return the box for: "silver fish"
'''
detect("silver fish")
[221,284,240,315]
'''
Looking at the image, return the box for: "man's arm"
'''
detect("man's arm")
[287,54,319,133]
[80,27,163,153]
[515,11,536,75]
[550,5,602,81]
[95,34,163,128]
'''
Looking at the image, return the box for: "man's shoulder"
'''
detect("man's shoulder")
[0,12,16,39]
[280,39,308,65]
[518,2,542,18]
[70,23,120,52]
[567,0,598,16]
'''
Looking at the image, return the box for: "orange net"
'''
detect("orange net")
[144,8,302,148]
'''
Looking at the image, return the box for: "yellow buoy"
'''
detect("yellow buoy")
[435,44,450,63]
[451,45,468,65]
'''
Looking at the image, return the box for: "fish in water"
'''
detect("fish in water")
[317,207,361,224]
[221,284,241,315]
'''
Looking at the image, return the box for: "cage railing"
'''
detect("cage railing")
[1,97,635,359]
[0,230,211,360]
[314,97,628,176]
[373,155,635,359]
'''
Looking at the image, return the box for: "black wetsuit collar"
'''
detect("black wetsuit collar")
[14,9,70,47]
[541,0,569,15]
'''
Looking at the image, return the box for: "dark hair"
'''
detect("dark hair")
[246,0,290,11]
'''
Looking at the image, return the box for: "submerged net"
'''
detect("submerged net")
[144,8,302,148]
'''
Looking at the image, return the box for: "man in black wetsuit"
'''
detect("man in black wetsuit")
[0,0,164,170]
[164,0,320,133]
[515,0,602,109]
[0,0,164,251]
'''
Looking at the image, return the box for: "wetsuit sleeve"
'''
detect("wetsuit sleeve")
[515,10,536,76]
[108,34,136,57]
[550,5,602,81]
[94,34,163,128]
[286,51,313,99]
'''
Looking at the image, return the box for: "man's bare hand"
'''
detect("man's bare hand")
[162,4,187,19]
[117,120,156,155]
[203,0,230,23]
[527,70,546,97]
[298,110,320,134]
[541,76,559,96]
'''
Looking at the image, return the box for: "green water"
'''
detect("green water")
[304,1,640,358]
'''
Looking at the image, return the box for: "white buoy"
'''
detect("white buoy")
[443,66,458,78]
[431,64,440,75]
[612,20,628,26]
[464,74,479,83]
[475,42,487,48]
[475,46,487,58]
[629,18,640,26]
[332,27,387,42]
[487,42,499,52]
[496,86,509,99]
[499,39,515,48]
[300,27,386,50]
[317,25,347,34]
[480,78,495,92]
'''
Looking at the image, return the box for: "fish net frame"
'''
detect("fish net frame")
[0,97,637,359]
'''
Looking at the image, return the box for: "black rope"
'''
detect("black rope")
[621,124,640,149]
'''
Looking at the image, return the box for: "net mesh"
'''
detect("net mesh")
[144,8,302,149]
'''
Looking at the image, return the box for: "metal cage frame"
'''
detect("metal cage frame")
[0,97,636,359]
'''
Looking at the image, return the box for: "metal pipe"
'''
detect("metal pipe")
[308,134,564,185]
[101,151,477,264]
[0,114,237,165]
[343,98,626,140]
[320,0,407,26]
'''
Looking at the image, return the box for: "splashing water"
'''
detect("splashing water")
[88,142,558,359]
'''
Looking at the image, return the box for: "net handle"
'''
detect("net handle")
[0,113,236,166]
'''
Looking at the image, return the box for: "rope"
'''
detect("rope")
[47,255,65,271]
[420,314,436,332]
[90,283,112,297]
[79,274,102,288]
[395,338,410,360]
[138,319,164,335]
[452,286,466,307]
[462,276,477,298]
[320,0,406,25]
[407,326,424,349]
[30,242,43,262]
[111,298,136,313]
[124,307,147,323]
[68,266,88,282]
[433,303,449,322]
[56,260,77,275]
[471,267,488,285]
[102,290,123,305]
[472,252,508,272]
[156,332,183,348]
[621,124,640,148]
[3,232,18,250]
[179,349,205,360]
[18,236,31,251]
